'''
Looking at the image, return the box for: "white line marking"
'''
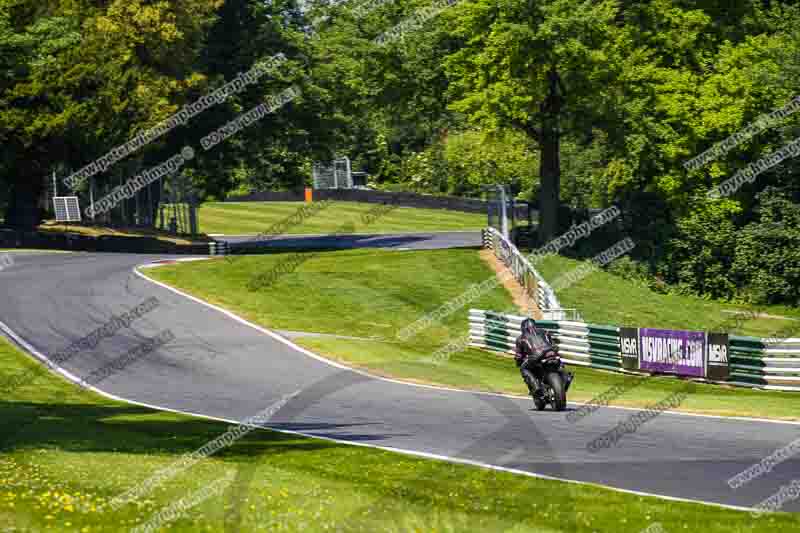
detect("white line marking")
[0,255,789,514]
[0,314,758,513]
[131,260,800,426]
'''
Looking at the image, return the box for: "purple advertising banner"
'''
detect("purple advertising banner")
[639,328,705,377]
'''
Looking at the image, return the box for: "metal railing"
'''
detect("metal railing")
[482,227,568,318]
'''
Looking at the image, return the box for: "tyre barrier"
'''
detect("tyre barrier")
[481,228,493,249]
[728,335,800,390]
[468,309,800,391]
[468,309,621,370]
[209,241,230,256]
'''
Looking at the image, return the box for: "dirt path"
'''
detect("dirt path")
[479,249,543,319]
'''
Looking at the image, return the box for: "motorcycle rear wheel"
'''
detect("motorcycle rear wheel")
[545,372,567,411]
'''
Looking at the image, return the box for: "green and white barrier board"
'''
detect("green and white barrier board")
[469,309,800,391]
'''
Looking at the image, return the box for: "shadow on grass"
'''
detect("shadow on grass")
[0,400,353,458]
[227,232,481,254]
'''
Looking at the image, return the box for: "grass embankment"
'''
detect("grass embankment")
[7,339,798,531]
[145,248,800,420]
[535,255,800,337]
[36,221,211,245]
[198,201,485,235]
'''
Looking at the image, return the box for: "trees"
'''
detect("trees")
[0,0,222,228]
[442,0,624,239]
[2,0,799,303]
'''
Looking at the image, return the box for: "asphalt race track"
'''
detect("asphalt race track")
[220,230,482,251]
[2,250,800,513]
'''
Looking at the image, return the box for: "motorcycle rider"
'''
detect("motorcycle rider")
[515,318,556,400]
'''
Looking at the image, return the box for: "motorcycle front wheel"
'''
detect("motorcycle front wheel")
[545,372,567,411]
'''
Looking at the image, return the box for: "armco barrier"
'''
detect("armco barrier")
[209,241,230,256]
[482,227,580,321]
[469,309,800,391]
[468,309,622,370]
[728,336,800,390]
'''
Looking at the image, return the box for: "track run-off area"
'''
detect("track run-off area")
[2,244,800,514]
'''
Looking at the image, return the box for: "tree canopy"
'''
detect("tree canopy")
[2,0,799,304]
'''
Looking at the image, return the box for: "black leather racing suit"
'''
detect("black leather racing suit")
[515,328,555,396]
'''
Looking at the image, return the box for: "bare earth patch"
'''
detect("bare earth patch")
[479,249,542,319]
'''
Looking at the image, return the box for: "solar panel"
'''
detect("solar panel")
[53,196,82,222]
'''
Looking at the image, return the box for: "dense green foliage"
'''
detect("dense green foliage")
[1,0,799,302]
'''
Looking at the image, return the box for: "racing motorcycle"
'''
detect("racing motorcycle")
[526,348,574,411]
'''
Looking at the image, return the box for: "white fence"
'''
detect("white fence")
[313,157,353,189]
[482,227,579,320]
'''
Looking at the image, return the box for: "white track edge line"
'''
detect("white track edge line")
[134,260,800,427]
[126,258,800,511]
[0,256,784,513]
[0,314,758,514]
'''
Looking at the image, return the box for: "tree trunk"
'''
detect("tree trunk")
[5,176,44,230]
[539,119,560,241]
[538,66,565,242]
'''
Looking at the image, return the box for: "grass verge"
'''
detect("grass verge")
[198,201,485,235]
[36,221,211,245]
[5,325,800,531]
[144,248,800,420]
[535,255,800,336]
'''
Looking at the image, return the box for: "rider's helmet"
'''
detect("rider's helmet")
[520,318,536,336]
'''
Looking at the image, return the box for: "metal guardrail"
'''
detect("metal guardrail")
[469,309,800,391]
[481,227,568,319]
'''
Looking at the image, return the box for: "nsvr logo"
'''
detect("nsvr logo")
[708,343,728,363]
[621,337,638,356]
